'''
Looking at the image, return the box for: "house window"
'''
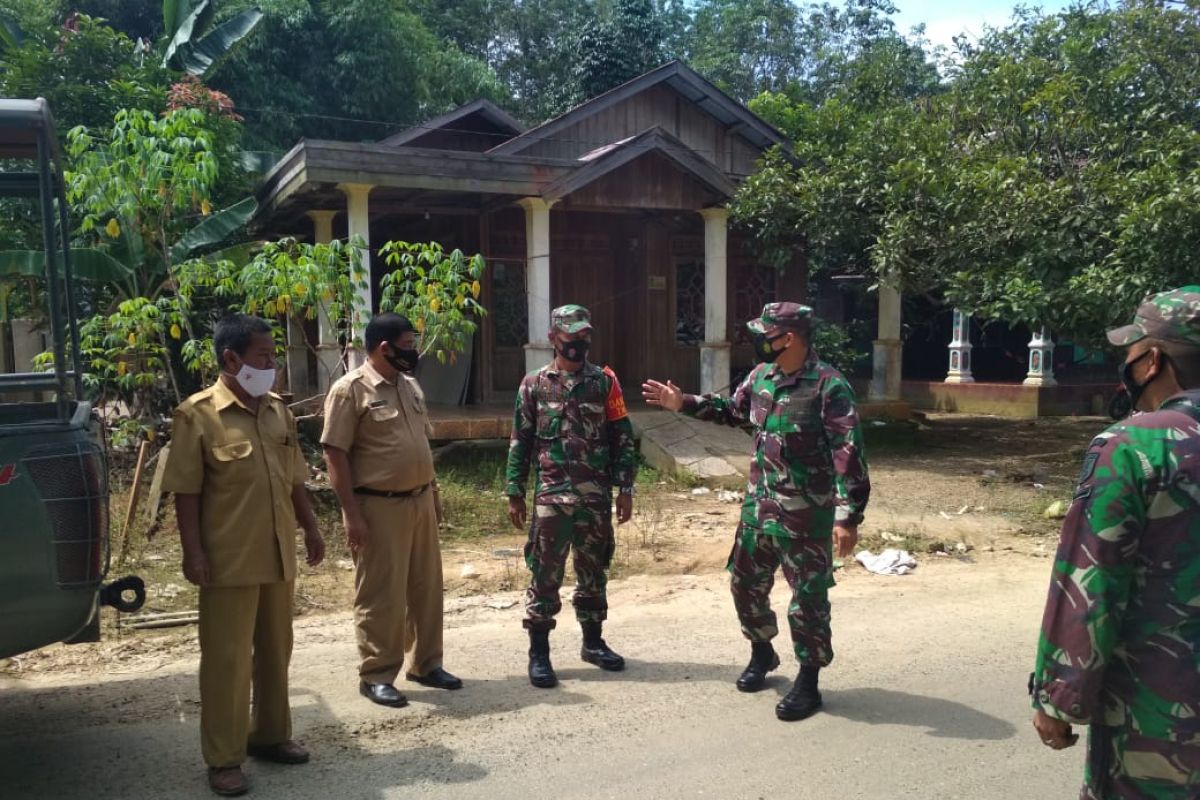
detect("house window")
[675,259,705,345]
[492,260,528,348]
[734,265,777,343]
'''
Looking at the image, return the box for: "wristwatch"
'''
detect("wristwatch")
[618,486,635,497]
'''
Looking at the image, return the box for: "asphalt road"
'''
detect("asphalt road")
[0,556,1082,800]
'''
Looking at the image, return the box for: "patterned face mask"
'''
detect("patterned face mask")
[752,331,788,363]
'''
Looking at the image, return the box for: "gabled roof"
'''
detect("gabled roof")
[379,99,524,148]
[488,61,788,157]
[543,126,737,202]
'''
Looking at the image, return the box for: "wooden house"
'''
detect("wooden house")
[255,61,806,404]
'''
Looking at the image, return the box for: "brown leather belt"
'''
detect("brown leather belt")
[353,482,432,499]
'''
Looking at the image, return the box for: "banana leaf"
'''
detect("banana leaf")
[0,249,134,284]
[170,196,257,263]
[0,11,24,52]
[174,9,263,77]
[162,0,194,38]
[162,0,213,71]
[239,150,282,174]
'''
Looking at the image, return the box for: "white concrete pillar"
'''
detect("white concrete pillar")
[1023,327,1057,387]
[307,210,342,393]
[12,318,45,400]
[338,183,374,370]
[869,279,903,401]
[945,308,975,384]
[518,197,555,373]
[699,207,731,394]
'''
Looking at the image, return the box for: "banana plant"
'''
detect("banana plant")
[161,0,263,78]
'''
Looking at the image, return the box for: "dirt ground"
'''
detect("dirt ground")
[0,414,1105,799]
[0,413,1100,678]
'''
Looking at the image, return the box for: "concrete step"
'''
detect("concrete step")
[630,410,752,489]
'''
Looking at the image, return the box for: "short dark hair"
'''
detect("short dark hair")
[213,313,272,363]
[1155,340,1200,389]
[365,312,415,353]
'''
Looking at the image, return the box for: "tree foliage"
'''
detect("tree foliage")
[732,0,1200,346]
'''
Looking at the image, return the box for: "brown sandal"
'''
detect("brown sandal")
[208,766,249,797]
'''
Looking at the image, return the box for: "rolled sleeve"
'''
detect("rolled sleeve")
[320,382,358,453]
[161,405,203,495]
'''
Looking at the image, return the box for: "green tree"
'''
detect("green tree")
[574,0,667,102]
[210,0,509,150]
[689,0,805,101]
[0,13,169,132]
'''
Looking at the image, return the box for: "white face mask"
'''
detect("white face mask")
[234,363,276,397]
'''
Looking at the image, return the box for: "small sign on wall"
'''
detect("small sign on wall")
[648,275,667,291]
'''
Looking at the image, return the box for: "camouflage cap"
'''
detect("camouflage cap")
[551,304,593,334]
[1106,285,1200,348]
[747,302,813,335]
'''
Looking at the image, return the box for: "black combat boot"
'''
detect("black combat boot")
[580,621,626,671]
[736,641,780,693]
[776,665,822,721]
[528,628,558,689]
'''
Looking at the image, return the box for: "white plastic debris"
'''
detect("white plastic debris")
[460,563,480,579]
[716,489,744,503]
[855,549,918,576]
[690,487,712,496]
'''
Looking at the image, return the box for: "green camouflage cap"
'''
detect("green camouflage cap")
[1106,285,1200,348]
[551,304,593,334]
[747,301,813,335]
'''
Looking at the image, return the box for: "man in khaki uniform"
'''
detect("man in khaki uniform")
[322,312,462,707]
[163,313,325,797]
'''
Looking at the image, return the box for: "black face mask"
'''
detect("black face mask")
[752,332,789,364]
[557,339,590,364]
[1119,348,1156,412]
[385,344,419,373]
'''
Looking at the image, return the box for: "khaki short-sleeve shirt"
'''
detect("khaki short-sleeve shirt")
[162,379,307,586]
[321,362,435,492]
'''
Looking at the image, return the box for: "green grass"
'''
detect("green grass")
[432,443,693,539]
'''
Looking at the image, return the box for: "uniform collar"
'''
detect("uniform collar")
[765,347,821,388]
[1161,389,1200,411]
[362,360,398,387]
[211,375,250,411]
[544,360,601,380]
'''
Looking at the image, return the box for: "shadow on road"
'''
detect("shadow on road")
[820,687,1018,740]
[0,672,489,799]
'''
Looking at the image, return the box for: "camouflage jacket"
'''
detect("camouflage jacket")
[505,362,637,506]
[682,351,870,537]
[1032,390,1200,738]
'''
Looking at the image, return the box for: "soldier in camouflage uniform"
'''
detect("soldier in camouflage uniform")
[1031,285,1200,799]
[506,304,638,689]
[643,302,870,721]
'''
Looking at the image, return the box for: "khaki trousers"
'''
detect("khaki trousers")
[198,580,294,768]
[355,491,444,684]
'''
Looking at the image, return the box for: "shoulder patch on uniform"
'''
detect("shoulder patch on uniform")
[1077,451,1101,484]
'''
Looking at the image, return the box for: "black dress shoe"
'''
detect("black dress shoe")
[359,681,408,707]
[406,667,463,690]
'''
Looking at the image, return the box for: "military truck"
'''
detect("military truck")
[0,98,144,660]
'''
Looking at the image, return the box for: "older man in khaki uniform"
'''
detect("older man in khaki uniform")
[163,313,325,797]
[322,312,462,708]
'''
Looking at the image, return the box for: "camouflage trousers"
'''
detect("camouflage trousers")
[727,523,835,667]
[523,502,615,631]
[1082,723,1200,799]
